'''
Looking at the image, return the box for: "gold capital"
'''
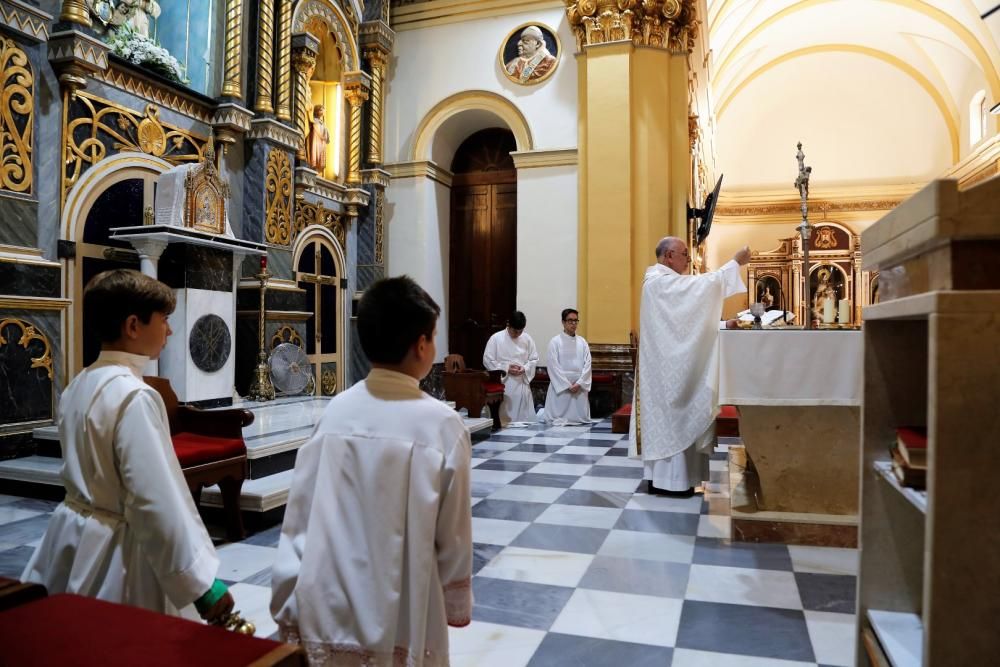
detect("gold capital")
[344,76,370,185]
[564,0,698,52]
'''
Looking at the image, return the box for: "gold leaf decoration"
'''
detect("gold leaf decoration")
[293,199,345,247]
[265,149,293,245]
[0,318,53,379]
[271,325,304,350]
[1,38,33,194]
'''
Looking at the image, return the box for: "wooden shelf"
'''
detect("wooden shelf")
[873,462,927,514]
[867,609,923,667]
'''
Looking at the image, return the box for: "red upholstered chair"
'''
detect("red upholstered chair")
[144,377,253,541]
[442,354,505,431]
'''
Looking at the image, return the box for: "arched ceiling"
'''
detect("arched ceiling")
[709,0,1000,191]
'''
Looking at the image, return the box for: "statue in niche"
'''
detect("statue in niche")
[811,267,839,322]
[307,105,330,173]
[88,0,161,37]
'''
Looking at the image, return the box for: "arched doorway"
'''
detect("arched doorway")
[448,128,517,367]
[293,228,345,395]
[63,158,169,374]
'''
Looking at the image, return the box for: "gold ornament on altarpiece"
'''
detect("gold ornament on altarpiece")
[64,92,207,200]
[0,318,53,380]
[293,200,345,247]
[271,325,304,350]
[1,38,34,194]
[183,143,229,235]
[265,149,293,245]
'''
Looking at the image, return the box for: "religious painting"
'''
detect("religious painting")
[499,23,560,86]
[755,275,782,312]
[810,264,845,322]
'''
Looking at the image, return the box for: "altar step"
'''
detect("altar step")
[0,396,495,514]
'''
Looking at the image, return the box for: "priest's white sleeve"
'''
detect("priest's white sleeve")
[523,335,539,382]
[483,333,505,373]
[546,337,572,393]
[436,429,473,627]
[718,259,747,298]
[578,339,593,392]
[114,390,218,609]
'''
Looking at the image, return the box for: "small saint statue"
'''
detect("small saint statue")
[306,105,330,173]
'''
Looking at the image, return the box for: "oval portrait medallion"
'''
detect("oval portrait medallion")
[498,22,561,86]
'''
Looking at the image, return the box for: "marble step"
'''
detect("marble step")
[0,456,62,486]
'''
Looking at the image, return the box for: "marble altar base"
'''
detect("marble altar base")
[730,406,860,547]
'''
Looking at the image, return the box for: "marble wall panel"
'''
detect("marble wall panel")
[0,197,38,250]
[223,140,246,239]
[0,310,60,427]
[349,317,368,386]
[356,264,384,292]
[267,246,294,281]
[159,244,234,292]
[34,34,63,261]
[419,363,445,400]
[242,140,269,243]
[0,262,60,298]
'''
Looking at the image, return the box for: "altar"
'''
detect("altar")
[719,329,863,546]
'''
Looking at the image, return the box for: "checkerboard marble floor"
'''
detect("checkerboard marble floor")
[0,420,858,666]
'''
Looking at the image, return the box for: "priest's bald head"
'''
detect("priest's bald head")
[656,236,691,273]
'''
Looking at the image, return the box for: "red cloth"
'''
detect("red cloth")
[0,594,287,667]
[172,433,246,467]
[718,405,739,420]
[534,370,550,381]
[613,403,632,417]
[482,382,505,394]
[592,373,614,384]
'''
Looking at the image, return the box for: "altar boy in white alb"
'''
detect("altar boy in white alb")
[483,311,539,424]
[630,238,750,497]
[271,276,472,667]
[544,308,593,425]
[22,270,233,622]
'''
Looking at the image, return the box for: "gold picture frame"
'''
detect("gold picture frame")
[498,22,561,86]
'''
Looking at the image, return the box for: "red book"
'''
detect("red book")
[896,426,927,468]
[891,447,926,489]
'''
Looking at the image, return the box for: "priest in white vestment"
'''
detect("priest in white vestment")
[629,238,750,496]
[483,311,539,424]
[272,276,472,667]
[23,270,229,619]
[544,308,593,425]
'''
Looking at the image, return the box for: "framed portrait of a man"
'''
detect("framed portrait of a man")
[499,23,560,86]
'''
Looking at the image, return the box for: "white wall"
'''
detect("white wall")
[384,175,451,358]
[516,165,578,361]
[385,8,578,160]
[384,8,579,363]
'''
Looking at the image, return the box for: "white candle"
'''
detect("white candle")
[823,298,835,323]
[839,299,851,324]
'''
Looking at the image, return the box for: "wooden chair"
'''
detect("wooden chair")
[442,354,505,431]
[144,377,254,541]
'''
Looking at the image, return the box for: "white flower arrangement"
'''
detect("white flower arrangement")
[107,25,186,84]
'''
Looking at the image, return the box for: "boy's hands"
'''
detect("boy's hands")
[201,591,235,624]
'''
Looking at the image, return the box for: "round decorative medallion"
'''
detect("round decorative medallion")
[498,22,561,86]
[189,314,231,373]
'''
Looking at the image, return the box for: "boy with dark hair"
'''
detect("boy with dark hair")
[483,309,538,424]
[544,308,593,425]
[23,269,234,622]
[271,276,472,666]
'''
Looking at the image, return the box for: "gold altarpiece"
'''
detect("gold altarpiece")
[747,222,879,326]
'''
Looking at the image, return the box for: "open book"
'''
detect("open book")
[737,309,795,326]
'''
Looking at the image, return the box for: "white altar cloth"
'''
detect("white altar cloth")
[718,330,862,406]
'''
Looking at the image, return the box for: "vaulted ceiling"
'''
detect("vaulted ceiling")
[709,0,1000,191]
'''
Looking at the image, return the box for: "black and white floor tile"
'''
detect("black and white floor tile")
[0,420,858,666]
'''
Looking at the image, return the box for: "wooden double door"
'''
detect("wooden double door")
[448,170,516,368]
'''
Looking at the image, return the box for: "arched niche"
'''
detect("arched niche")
[302,14,346,181]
